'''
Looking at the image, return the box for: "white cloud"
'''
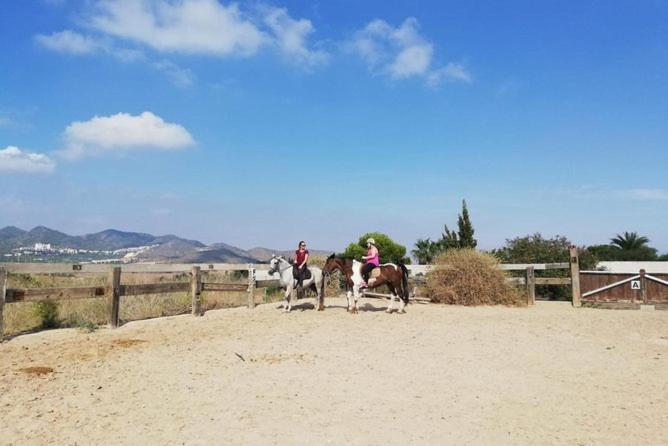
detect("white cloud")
[351,17,470,86]
[262,6,328,67]
[0,146,56,173]
[37,1,328,71]
[619,188,668,201]
[426,63,472,87]
[153,60,194,87]
[60,111,195,159]
[35,29,146,62]
[35,30,103,54]
[89,0,266,56]
[392,44,432,78]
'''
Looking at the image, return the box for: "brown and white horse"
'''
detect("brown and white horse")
[323,254,410,313]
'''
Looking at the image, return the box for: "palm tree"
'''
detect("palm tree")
[610,232,650,251]
[412,238,441,264]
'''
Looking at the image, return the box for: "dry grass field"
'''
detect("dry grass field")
[2,271,286,335]
[1,298,667,445]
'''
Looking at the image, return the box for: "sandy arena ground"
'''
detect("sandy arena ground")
[1,297,667,446]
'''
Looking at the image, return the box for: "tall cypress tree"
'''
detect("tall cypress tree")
[457,200,477,248]
[437,200,477,251]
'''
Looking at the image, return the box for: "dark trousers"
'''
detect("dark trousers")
[361,263,376,283]
[293,265,306,287]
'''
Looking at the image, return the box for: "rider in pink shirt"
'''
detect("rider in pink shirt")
[360,238,379,287]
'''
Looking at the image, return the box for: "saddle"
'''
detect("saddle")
[292,266,312,281]
[367,267,381,285]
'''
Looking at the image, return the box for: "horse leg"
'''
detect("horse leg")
[284,285,292,313]
[398,283,407,314]
[346,290,353,312]
[387,288,396,314]
[313,281,323,311]
[398,296,407,314]
[351,285,360,314]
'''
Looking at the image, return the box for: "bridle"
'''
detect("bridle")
[268,257,292,275]
[322,257,343,277]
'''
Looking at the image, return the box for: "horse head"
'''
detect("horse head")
[322,253,340,275]
[268,255,283,276]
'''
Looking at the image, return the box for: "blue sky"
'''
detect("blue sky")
[1,0,667,252]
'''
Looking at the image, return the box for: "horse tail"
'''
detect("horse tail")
[399,263,410,303]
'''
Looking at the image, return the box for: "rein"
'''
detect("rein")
[269,259,293,275]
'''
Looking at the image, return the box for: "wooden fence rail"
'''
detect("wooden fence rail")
[0,264,278,337]
[0,251,583,337]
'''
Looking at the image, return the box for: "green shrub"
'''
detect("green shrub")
[32,300,60,329]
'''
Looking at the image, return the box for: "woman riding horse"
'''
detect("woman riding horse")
[360,238,379,288]
[294,240,309,288]
[323,252,409,314]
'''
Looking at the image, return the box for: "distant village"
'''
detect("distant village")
[3,243,157,263]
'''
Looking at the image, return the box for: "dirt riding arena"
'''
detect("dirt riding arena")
[1,298,667,445]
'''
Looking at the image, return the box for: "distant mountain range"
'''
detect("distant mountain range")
[0,226,331,264]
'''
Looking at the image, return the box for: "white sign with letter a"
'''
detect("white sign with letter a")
[631,280,641,290]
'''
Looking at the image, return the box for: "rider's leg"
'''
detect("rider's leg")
[360,264,371,287]
[297,265,304,288]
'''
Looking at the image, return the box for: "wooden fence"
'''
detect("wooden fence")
[580,269,668,309]
[407,247,581,307]
[0,249,582,337]
[0,263,278,337]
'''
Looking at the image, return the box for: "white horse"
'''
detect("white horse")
[268,255,325,312]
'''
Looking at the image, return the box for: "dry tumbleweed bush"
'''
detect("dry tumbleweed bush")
[426,249,525,306]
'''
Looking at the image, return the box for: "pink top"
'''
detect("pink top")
[366,248,380,266]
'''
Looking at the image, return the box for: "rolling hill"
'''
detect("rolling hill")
[0,226,333,264]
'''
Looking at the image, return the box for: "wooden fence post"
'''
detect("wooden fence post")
[526,266,535,306]
[0,268,7,338]
[639,269,647,304]
[569,246,581,307]
[107,266,121,328]
[191,266,202,316]
[247,265,256,309]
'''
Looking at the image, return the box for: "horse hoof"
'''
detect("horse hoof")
[398,309,406,314]
[386,308,393,314]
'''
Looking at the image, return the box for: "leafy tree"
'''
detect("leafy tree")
[494,233,596,300]
[412,238,442,264]
[659,253,668,261]
[587,232,658,261]
[343,232,410,264]
[440,225,460,250]
[587,244,624,261]
[494,233,596,269]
